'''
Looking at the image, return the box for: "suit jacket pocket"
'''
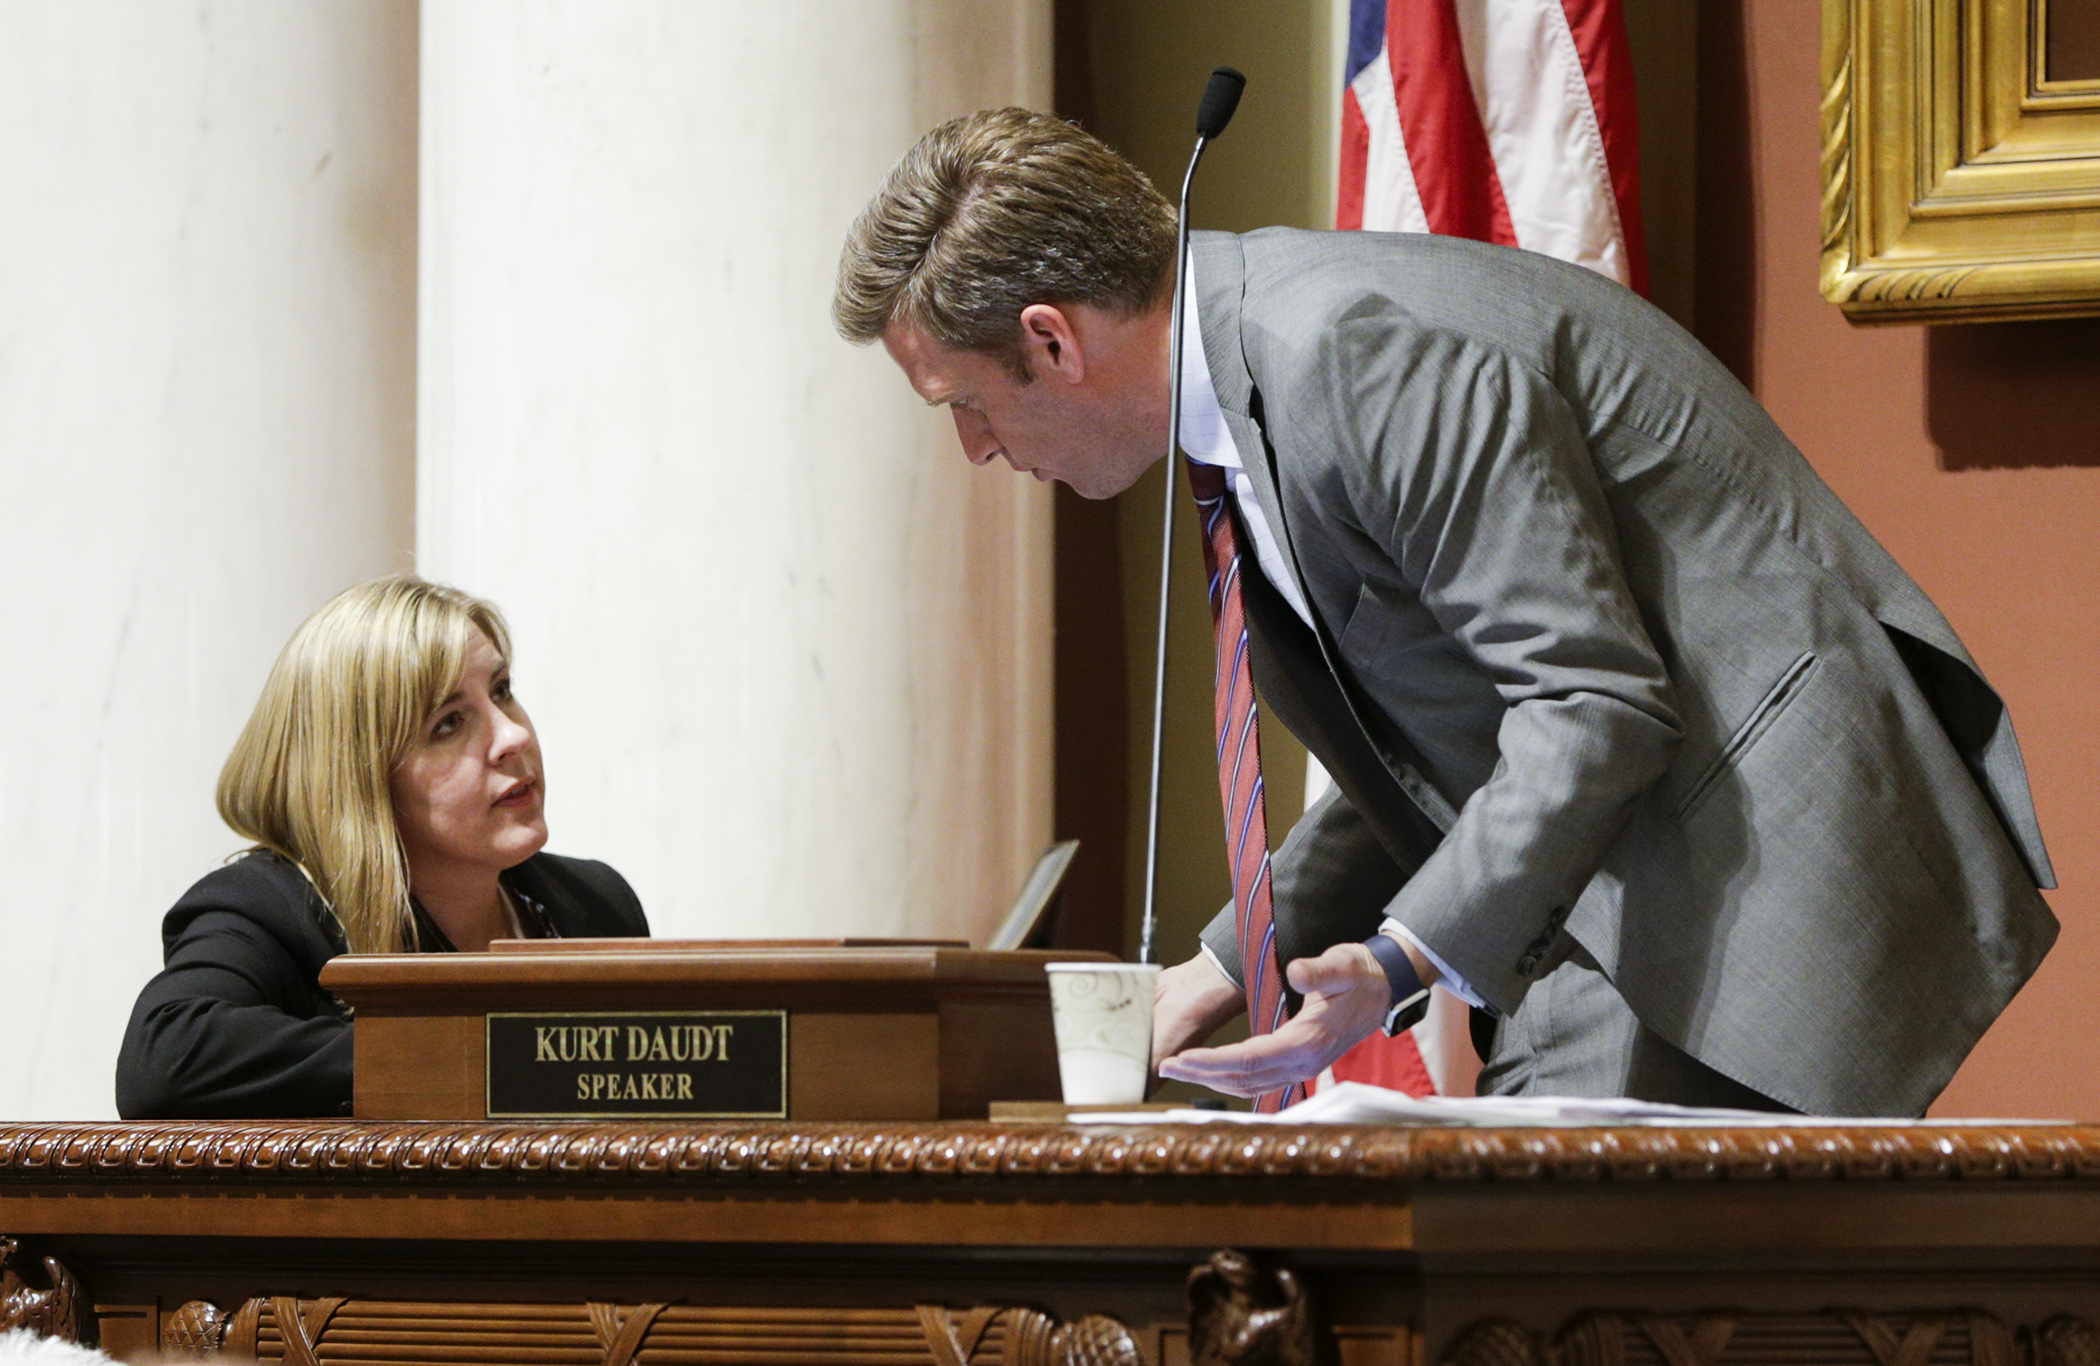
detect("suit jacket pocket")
[1673,650,1819,822]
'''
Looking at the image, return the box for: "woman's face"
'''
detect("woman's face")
[389,628,548,884]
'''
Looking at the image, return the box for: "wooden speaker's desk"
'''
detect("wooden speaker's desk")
[322,942,1099,1122]
[4,1121,2099,1365]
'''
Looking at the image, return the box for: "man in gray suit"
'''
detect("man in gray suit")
[834,109,2057,1116]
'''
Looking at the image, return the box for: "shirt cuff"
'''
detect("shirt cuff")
[1381,918,1487,1010]
[1198,939,1239,989]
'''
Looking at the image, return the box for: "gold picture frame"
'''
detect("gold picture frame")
[1821,0,2100,323]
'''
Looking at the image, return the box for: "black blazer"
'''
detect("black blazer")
[115,850,648,1119]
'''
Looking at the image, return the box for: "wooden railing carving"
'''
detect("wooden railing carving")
[149,1295,1144,1366]
[0,1236,85,1344]
[1445,1311,2100,1366]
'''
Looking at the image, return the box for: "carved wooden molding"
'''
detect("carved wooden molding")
[155,1294,1143,1366]
[8,1121,2100,1191]
[1444,1309,2098,1366]
[160,1299,231,1356]
[1446,1320,1544,1366]
[1188,1249,1318,1366]
[2033,1316,2100,1366]
[588,1300,665,1366]
[0,1235,86,1344]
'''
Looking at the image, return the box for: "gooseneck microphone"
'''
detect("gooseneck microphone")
[1195,65,1248,141]
[1140,66,1246,966]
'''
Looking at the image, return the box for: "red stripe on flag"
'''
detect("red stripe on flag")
[1385,0,1517,246]
[1329,1026,1438,1097]
[1559,0,1648,294]
[1337,86,1370,231]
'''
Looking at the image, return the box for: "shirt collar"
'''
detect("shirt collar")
[1177,258,1240,470]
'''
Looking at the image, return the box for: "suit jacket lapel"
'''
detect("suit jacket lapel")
[1190,232,1462,844]
[1192,234,1306,605]
[1238,563,1447,875]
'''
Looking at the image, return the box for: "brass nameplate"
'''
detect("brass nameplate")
[485,1010,787,1118]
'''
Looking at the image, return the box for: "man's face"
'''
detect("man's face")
[880,307,1165,500]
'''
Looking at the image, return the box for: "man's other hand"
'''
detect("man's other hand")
[1154,943,1392,1097]
[1151,953,1246,1073]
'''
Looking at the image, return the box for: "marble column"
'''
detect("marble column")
[0,5,418,1117]
[417,2,1055,942]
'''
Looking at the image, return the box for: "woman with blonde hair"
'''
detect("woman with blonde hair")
[116,577,647,1118]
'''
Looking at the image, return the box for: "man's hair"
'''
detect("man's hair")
[218,575,513,955]
[833,107,1176,376]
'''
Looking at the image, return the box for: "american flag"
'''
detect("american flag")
[1338,0,1647,290]
[1320,0,1649,1100]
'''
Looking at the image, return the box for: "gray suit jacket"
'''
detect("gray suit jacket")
[1190,228,2056,1117]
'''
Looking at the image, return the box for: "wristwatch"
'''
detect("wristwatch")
[1362,931,1432,1036]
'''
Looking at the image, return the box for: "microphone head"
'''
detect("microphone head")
[1195,66,1247,139]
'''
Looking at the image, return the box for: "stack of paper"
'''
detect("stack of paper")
[1069,1081,2061,1127]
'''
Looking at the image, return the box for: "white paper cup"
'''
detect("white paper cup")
[1044,962,1163,1106]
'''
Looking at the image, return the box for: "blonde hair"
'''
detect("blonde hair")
[217,576,514,955]
[833,107,1177,377]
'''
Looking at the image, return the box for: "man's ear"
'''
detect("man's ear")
[1017,303,1084,383]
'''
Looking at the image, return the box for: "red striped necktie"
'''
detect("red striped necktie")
[1185,459,1304,1114]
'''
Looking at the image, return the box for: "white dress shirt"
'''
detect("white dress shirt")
[1179,265,1485,1011]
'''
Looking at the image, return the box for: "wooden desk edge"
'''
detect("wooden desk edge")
[10,1120,2100,1188]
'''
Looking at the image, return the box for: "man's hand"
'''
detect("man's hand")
[1152,953,1246,1072]
[1154,942,1395,1097]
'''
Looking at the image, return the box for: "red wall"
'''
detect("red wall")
[1703,2,2100,1118]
